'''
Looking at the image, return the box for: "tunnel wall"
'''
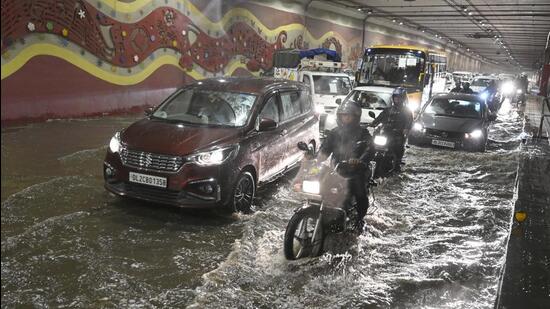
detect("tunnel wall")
[1,0,482,122]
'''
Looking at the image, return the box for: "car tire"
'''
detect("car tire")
[231,171,256,213]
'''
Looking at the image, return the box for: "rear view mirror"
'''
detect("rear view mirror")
[368,111,376,119]
[258,117,277,131]
[335,98,342,105]
[144,106,154,116]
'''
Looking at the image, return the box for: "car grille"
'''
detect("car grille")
[425,128,464,139]
[124,182,182,204]
[120,148,184,173]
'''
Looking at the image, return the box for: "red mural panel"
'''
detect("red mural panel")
[1,0,288,73]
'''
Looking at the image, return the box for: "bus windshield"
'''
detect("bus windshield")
[359,49,426,88]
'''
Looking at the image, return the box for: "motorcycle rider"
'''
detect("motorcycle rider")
[316,101,374,230]
[460,82,475,94]
[369,87,413,172]
[450,82,462,93]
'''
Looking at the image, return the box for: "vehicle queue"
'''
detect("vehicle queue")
[102,46,532,259]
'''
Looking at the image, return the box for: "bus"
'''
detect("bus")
[356,45,448,112]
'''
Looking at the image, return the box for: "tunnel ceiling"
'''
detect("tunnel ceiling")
[328,0,550,71]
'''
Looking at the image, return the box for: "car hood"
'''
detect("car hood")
[419,114,483,133]
[121,118,241,156]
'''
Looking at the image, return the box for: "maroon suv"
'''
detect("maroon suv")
[104,77,319,212]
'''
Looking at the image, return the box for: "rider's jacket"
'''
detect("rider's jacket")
[371,106,413,135]
[319,125,373,165]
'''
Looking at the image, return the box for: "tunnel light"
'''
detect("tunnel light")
[392,19,396,23]
[468,12,473,15]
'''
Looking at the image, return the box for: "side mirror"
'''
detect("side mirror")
[488,114,497,121]
[258,117,277,131]
[144,106,154,116]
[297,142,309,151]
[335,98,342,105]
[368,111,376,119]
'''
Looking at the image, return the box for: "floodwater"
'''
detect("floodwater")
[2,101,523,308]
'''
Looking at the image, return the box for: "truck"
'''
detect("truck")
[272,48,352,134]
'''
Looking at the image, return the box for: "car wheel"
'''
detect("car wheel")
[232,171,255,213]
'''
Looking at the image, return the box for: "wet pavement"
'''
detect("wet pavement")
[2,101,525,308]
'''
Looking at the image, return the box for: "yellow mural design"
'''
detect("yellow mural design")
[1,0,340,83]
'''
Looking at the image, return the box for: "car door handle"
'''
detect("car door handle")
[280,129,288,136]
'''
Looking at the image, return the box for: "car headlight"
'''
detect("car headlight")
[374,135,387,146]
[501,81,515,94]
[109,132,121,153]
[407,99,420,112]
[413,122,423,131]
[302,180,320,194]
[516,89,522,94]
[479,91,489,100]
[465,129,483,139]
[187,145,238,166]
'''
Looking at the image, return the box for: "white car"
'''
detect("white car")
[323,86,394,134]
[470,75,498,93]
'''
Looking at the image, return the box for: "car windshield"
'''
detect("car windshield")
[361,51,425,88]
[425,98,482,119]
[312,75,351,95]
[344,90,392,109]
[152,89,256,127]
[472,78,492,87]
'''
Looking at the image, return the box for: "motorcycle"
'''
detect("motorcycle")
[283,141,375,260]
[367,111,400,178]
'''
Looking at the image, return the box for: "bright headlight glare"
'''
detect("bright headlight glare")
[407,100,420,111]
[413,122,423,131]
[109,132,121,153]
[479,92,489,100]
[501,82,514,94]
[374,135,387,146]
[302,180,320,194]
[467,129,483,139]
[516,89,522,94]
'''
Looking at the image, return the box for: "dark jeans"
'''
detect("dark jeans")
[391,134,406,168]
[345,177,369,222]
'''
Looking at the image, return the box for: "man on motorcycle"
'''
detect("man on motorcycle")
[369,87,413,172]
[316,101,373,230]
[460,82,475,94]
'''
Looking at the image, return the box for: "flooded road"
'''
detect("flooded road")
[2,102,523,308]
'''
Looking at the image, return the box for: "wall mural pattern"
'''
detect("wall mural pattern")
[1,0,356,85]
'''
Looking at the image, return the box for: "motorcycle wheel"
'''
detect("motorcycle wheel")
[284,209,324,260]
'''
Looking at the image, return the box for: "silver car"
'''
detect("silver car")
[408,93,496,152]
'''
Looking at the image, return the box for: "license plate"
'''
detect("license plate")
[129,172,167,188]
[431,139,455,148]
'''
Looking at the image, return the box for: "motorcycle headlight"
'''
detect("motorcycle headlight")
[187,145,238,166]
[465,129,483,139]
[516,89,522,94]
[109,132,121,153]
[413,122,423,131]
[501,81,514,94]
[302,180,320,194]
[374,135,387,146]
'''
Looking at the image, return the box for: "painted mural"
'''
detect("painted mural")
[1,0,359,85]
[0,0,372,121]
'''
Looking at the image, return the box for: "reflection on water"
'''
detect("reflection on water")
[2,102,522,308]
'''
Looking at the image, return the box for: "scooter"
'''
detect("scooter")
[283,141,375,260]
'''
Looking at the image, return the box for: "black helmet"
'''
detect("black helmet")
[392,87,407,106]
[336,100,361,127]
